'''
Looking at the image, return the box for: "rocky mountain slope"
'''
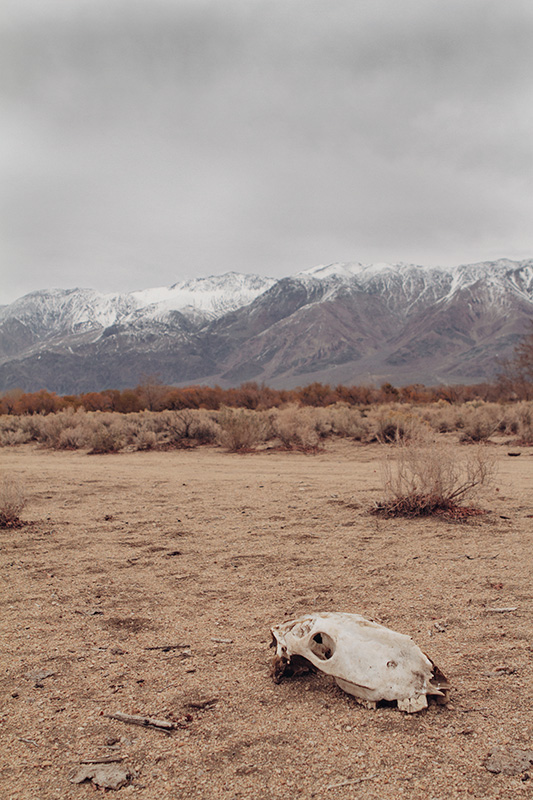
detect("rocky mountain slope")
[1,260,532,392]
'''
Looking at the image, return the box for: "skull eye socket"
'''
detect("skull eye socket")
[309,632,335,660]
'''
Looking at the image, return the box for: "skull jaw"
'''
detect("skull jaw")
[270,653,315,684]
[272,656,432,713]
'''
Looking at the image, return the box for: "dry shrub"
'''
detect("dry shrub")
[0,476,27,528]
[0,427,31,446]
[421,402,463,434]
[512,401,533,444]
[309,408,335,439]
[57,426,91,450]
[373,433,495,518]
[368,406,427,444]
[131,428,158,451]
[327,405,369,440]
[459,406,501,443]
[163,410,218,447]
[307,405,369,441]
[271,406,321,451]
[216,407,270,452]
[22,408,91,449]
[188,411,219,445]
[34,414,65,447]
[87,419,126,454]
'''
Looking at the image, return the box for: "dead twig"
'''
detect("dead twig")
[326,775,377,790]
[144,644,190,652]
[106,712,175,732]
[185,697,219,710]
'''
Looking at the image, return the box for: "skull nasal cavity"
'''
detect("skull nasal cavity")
[310,632,335,660]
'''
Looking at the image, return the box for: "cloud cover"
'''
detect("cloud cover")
[2,0,533,302]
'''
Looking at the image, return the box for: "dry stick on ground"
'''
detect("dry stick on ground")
[326,775,377,790]
[185,698,219,710]
[105,712,176,732]
[144,643,190,651]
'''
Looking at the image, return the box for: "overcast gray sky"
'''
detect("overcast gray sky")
[2,0,533,303]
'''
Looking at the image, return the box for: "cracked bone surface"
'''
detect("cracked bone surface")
[270,612,449,713]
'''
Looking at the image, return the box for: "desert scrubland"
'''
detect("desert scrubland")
[0,411,532,799]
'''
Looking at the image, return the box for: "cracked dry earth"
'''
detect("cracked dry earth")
[0,439,532,799]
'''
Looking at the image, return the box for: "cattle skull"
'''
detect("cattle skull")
[270,612,449,713]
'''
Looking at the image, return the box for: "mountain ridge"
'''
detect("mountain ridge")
[1,259,532,393]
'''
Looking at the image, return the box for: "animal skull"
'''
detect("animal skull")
[270,612,449,713]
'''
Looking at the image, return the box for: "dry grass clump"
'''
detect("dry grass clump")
[314,404,370,441]
[216,407,271,452]
[57,426,91,450]
[87,417,127,454]
[420,401,463,433]
[131,427,158,451]
[510,401,533,444]
[87,430,123,455]
[366,406,427,443]
[161,410,218,448]
[271,406,321,451]
[0,426,32,446]
[458,404,502,443]
[373,432,496,518]
[0,476,27,528]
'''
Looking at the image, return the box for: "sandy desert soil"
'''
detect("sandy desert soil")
[0,439,532,799]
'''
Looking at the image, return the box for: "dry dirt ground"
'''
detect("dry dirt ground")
[0,440,532,799]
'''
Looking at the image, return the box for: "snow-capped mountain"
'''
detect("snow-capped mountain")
[0,273,274,357]
[1,259,532,392]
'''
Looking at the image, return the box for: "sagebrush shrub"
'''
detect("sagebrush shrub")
[271,406,321,451]
[189,411,219,445]
[216,407,270,451]
[132,428,158,451]
[87,421,125,454]
[368,406,426,443]
[57,426,90,450]
[513,402,533,444]
[168,410,218,446]
[421,402,462,434]
[0,428,31,446]
[326,405,369,440]
[0,476,27,527]
[373,432,495,517]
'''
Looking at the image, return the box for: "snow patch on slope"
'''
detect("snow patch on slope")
[300,261,432,283]
[129,272,275,320]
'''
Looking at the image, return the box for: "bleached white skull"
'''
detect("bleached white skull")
[270,612,449,713]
